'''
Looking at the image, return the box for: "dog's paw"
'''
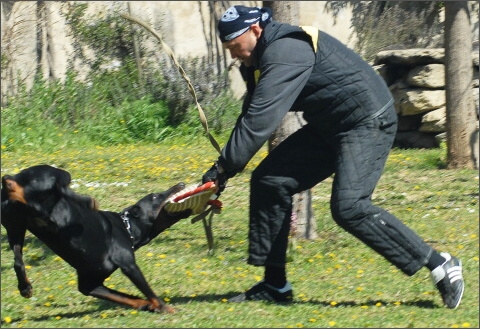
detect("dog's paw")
[19,285,33,298]
[157,304,176,314]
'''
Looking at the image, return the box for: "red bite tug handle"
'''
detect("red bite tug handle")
[172,181,216,202]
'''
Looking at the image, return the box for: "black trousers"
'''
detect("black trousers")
[247,106,432,276]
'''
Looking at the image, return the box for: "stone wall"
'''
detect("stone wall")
[373,46,479,151]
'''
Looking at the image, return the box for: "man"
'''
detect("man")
[202,5,464,309]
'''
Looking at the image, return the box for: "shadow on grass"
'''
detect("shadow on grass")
[169,292,439,309]
[5,292,438,324]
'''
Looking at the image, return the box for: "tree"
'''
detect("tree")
[444,1,477,169]
[263,1,317,240]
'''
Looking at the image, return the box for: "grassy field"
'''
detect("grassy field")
[1,137,478,328]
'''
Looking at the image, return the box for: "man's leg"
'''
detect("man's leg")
[229,126,335,302]
[329,109,463,308]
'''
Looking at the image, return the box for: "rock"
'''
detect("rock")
[407,64,445,88]
[419,107,446,132]
[392,88,445,115]
[374,49,445,66]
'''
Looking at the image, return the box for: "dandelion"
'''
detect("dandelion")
[100,313,108,318]
[130,310,138,315]
[146,252,154,257]
[329,321,336,326]
[221,298,228,303]
[462,323,471,328]
[309,318,317,322]
[375,302,382,307]
[164,297,170,302]
[55,316,61,320]
[4,316,12,324]
[356,287,364,292]
[44,302,51,307]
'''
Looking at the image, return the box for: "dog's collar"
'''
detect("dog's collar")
[120,210,135,249]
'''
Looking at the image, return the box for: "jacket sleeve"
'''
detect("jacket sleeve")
[219,37,315,175]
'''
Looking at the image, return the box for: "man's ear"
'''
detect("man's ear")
[250,23,263,38]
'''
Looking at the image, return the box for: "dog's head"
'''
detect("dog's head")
[120,183,192,241]
[1,165,72,215]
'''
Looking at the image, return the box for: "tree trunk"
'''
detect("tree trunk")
[444,1,477,169]
[263,1,317,240]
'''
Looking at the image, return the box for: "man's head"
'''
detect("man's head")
[217,5,272,67]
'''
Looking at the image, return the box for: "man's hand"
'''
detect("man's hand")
[202,162,227,196]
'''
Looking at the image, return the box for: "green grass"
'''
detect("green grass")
[1,137,478,328]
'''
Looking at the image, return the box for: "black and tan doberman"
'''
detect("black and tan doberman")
[1,164,191,313]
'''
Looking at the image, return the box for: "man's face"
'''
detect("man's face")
[223,25,260,67]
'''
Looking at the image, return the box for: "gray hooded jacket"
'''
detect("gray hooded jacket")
[218,21,393,176]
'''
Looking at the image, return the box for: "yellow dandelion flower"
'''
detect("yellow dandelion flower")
[296,323,304,328]
[330,301,337,306]
[164,297,170,302]
[4,316,12,324]
[158,254,167,258]
[100,313,107,318]
[169,259,176,263]
[360,305,369,309]
[228,307,234,312]
[130,310,138,315]
[55,316,61,320]
[462,323,471,328]
[25,265,32,269]
[44,302,51,307]
[221,298,228,303]
[329,321,336,326]
[356,287,364,292]
[375,302,382,307]
[309,318,317,322]
[146,252,154,257]
[394,301,401,306]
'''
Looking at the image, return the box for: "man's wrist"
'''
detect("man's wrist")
[216,162,225,174]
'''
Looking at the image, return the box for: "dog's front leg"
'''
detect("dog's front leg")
[87,284,174,313]
[120,262,175,313]
[12,244,33,298]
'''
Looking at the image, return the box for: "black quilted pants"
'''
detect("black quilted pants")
[247,105,432,276]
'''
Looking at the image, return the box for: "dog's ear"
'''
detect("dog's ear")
[53,167,72,189]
